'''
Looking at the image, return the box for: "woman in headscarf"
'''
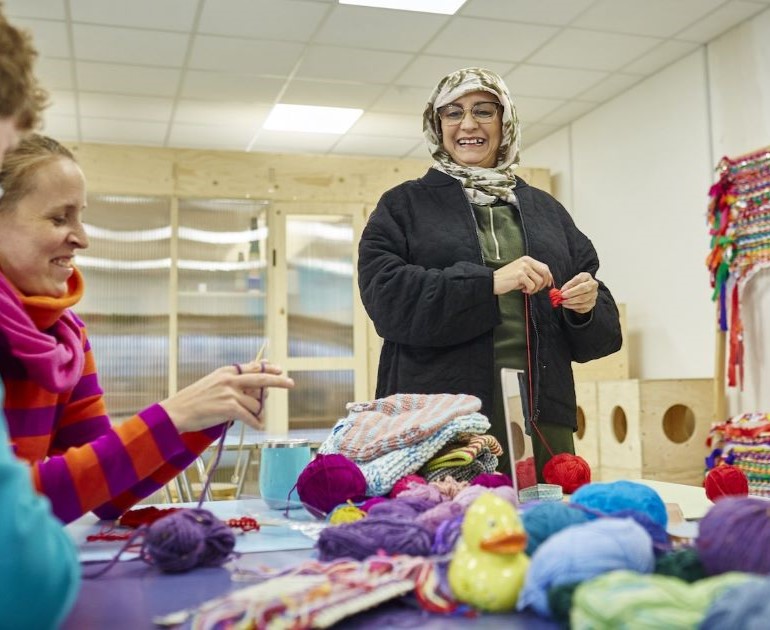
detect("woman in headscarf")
[358,68,622,480]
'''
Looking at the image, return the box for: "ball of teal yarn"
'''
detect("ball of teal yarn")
[571,480,668,530]
[655,548,706,583]
[701,578,770,629]
[521,502,590,556]
[516,517,655,617]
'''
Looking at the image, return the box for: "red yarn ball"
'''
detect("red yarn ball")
[516,457,537,490]
[705,464,749,502]
[296,454,367,518]
[471,472,513,488]
[549,288,564,307]
[543,453,591,494]
[389,474,426,498]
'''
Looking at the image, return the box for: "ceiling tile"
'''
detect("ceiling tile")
[676,1,768,43]
[168,122,257,150]
[573,0,724,38]
[513,95,566,123]
[280,80,384,109]
[180,71,284,102]
[47,90,77,116]
[505,64,608,100]
[79,92,174,122]
[76,62,182,97]
[296,45,413,83]
[521,122,561,145]
[576,72,642,103]
[249,130,341,154]
[331,135,421,157]
[80,118,168,145]
[529,28,661,71]
[314,5,447,52]
[4,0,65,20]
[396,55,512,88]
[198,0,329,41]
[37,57,74,90]
[70,0,198,31]
[539,100,597,126]
[622,40,701,75]
[425,17,558,61]
[460,0,596,26]
[369,85,432,114]
[348,112,421,138]
[42,114,78,141]
[13,18,71,58]
[174,101,270,127]
[73,24,188,67]
[189,35,304,74]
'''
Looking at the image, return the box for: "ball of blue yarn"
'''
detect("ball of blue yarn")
[700,578,770,629]
[516,517,655,617]
[571,480,668,530]
[521,502,590,556]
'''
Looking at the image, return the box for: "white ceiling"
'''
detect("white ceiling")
[7,0,770,159]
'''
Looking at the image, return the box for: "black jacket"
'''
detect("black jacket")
[358,168,622,429]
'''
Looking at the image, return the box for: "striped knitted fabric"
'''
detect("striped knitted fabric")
[706,412,770,497]
[423,448,498,483]
[319,393,489,496]
[2,311,222,523]
[420,434,503,473]
[331,393,484,462]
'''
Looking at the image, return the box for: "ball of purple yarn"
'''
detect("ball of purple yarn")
[432,514,464,555]
[296,454,367,518]
[317,517,433,561]
[416,500,466,536]
[367,498,421,520]
[472,472,513,488]
[697,497,770,575]
[142,508,235,573]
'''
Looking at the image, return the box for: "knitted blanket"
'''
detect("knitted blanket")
[319,393,490,496]
[329,393,484,462]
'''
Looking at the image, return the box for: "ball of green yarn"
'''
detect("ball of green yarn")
[547,582,580,624]
[654,548,706,583]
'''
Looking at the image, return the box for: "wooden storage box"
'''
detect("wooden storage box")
[597,378,714,486]
[574,381,601,474]
[573,304,629,382]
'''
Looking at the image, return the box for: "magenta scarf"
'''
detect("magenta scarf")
[0,271,85,393]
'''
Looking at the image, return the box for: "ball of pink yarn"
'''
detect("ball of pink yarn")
[472,472,513,488]
[453,485,489,508]
[360,496,387,512]
[416,501,466,536]
[389,474,426,498]
[492,485,519,505]
[398,482,444,504]
[296,454,367,518]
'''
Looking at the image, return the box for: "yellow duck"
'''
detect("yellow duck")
[448,492,529,612]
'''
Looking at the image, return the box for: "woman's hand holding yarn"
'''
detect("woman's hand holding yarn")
[160,361,294,433]
[493,256,553,295]
[558,272,598,314]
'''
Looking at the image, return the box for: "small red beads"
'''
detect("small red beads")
[227,517,260,532]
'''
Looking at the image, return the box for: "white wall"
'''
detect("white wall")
[526,7,770,415]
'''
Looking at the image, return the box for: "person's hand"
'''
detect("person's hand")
[559,272,598,314]
[160,360,294,433]
[493,256,553,295]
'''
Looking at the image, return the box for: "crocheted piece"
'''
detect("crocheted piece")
[328,393,483,462]
[707,147,770,387]
[319,394,490,496]
[420,434,503,473]
[423,448,498,483]
[706,412,770,497]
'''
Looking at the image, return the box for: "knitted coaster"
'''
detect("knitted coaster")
[518,483,563,503]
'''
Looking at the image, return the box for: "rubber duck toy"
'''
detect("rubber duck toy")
[448,492,529,612]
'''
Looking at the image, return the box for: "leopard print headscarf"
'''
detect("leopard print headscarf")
[423,67,520,205]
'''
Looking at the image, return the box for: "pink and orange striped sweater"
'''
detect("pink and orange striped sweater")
[0,270,222,524]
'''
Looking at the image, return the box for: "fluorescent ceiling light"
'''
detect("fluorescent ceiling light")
[263,104,363,134]
[339,0,466,15]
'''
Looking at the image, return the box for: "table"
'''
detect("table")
[63,499,556,630]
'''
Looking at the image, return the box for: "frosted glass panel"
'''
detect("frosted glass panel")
[286,215,354,358]
[289,370,355,429]
[177,198,268,388]
[78,195,171,421]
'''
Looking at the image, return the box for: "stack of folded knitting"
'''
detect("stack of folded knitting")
[419,433,503,482]
[318,393,490,496]
[706,412,770,497]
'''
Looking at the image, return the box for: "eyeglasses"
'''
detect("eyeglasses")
[437,102,501,126]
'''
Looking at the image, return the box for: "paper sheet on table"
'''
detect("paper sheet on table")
[70,499,322,563]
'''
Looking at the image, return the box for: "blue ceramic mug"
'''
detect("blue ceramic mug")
[259,438,311,510]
